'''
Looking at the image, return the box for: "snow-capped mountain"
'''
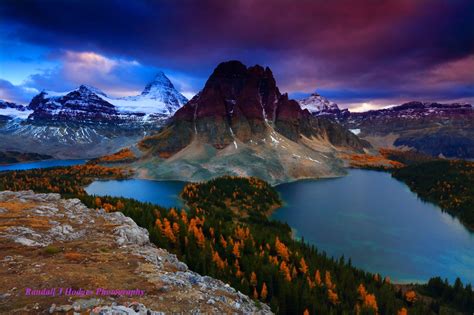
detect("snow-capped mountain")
[28,85,120,123]
[0,72,189,158]
[298,93,341,114]
[27,72,188,123]
[100,71,188,116]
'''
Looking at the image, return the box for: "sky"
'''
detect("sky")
[0,0,473,111]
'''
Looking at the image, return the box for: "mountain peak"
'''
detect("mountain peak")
[153,70,168,80]
[141,71,175,96]
[170,60,363,146]
[298,92,340,114]
[210,60,248,77]
[77,85,107,97]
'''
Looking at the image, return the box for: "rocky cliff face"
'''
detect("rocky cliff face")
[137,61,370,184]
[0,191,270,314]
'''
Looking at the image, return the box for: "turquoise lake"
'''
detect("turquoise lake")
[3,160,473,285]
[272,169,474,285]
[85,179,186,208]
[0,159,86,171]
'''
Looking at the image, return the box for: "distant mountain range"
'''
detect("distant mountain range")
[135,60,370,184]
[297,95,474,158]
[1,64,471,161]
[0,72,187,158]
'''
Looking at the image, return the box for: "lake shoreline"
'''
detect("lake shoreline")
[2,160,473,286]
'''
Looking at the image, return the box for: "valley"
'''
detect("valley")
[1,60,473,313]
[1,1,472,314]
[84,169,474,286]
[1,163,473,313]
[1,65,473,313]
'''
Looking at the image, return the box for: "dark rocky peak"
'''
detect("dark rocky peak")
[176,60,285,123]
[64,85,107,100]
[394,101,425,111]
[28,91,49,110]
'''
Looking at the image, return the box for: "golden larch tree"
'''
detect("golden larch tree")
[315,270,322,287]
[299,257,309,275]
[261,282,268,300]
[250,271,258,287]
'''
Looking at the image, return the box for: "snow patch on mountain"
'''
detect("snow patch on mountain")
[297,93,340,114]
[0,107,33,119]
[100,72,188,116]
[0,100,33,119]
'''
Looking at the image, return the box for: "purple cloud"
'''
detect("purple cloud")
[0,0,472,107]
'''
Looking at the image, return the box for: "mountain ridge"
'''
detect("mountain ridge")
[0,72,188,158]
[298,96,474,158]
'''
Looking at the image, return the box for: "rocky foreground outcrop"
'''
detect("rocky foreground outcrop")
[0,191,271,314]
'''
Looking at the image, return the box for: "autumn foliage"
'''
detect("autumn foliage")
[1,168,460,314]
[341,149,405,170]
[88,148,137,164]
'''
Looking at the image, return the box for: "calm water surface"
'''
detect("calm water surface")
[0,159,86,171]
[85,179,186,208]
[273,169,474,284]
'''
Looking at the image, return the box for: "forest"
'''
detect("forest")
[392,160,474,230]
[0,150,52,164]
[0,166,473,314]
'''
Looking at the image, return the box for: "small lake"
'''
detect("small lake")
[273,169,474,284]
[0,159,86,171]
[85,179,186,208]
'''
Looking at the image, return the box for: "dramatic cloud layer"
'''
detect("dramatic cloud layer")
[0,0,473,108]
